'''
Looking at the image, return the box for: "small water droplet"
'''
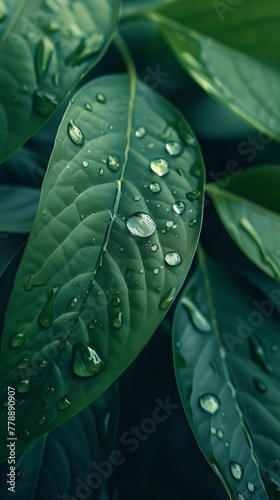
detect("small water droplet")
[253,377,267,394]
[210,426,216,435]
[112,296,121,307]
[68,297,78,310]
[165,140,184,157]
[39,359,47,369]
[237,494,246,500]
[43,405,50,412]
[217,429,224,440]
[230,461,243,481]
[47,387,54,396]
[57,397,71,410]
[150,158,170,177]
[135,126,146,138]
[11,333,25,348]
[159,287,176,310]
[154,268,160,275]
[98,167,104,176]
[127,212,156,237]
[42,209,47,215]
[106,154,120,172]
[38,416,46,425]
[190,164,202,178]
[134,195,141,202]
[33,90,58,115]
[66,32,104,66]
[35,37,54,81]
[84,102,93,111]
[119,247,124,252]
[113,312,123,329]
[126,268,134,279]
[247,482,255,493]
[151,244,158,252]
[199,394,220,414]
[73,342,104,377]
[182,297,211,332]
[149,182,162,194]
[173,201,186,215]
[82,160,89,168]
[225,441,229,448]
[96,93,106,104]
[39,288,59,329]
[249,336,271,374]
[16,358,30,369]
[68,119,84,146]
[88,319,98,330]
[16,379,31,393]
[186,190,201,201]
[189,218,197,227]
[164,251,182,267]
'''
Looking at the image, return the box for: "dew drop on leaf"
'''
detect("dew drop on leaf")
[33,90,58,116]
[46,387,55,396]
[253,377,267,394]
[66,32,105,66]
[43,405,50,412]
[88,319,98,330]
[181,297,211,332]
[35,38,54,81]
[38,287,59,329]
[150,158,170,177]
[112,296,121,307]
[164,251,182,267]
[186,190,201,201]
[127,212,156,237]
[149,182,162,193]
[247,482,254,493]
[173,201,186,215]
[217,429,224,440]
[68,119,84,146]
[38,416,46,425]
[16,379,31,394]
[10,332,25,348]
[153,268,160,275]
[107,154,121,172]
[113,312,123,329]
[210,426,216,435]
[159,287,176,310]
[82,160,89,168]
[98,167,104,176]
[188,218,197,227]
[237,494,246,500]
[84,102,92,112]
[165,140,184,157]
[135,126,146,138]
[56,397,71,410]
[68,297,78,310]
[198,394,220,414]
[16,358,30,369]
[73,342,105,377]
[230,461,243,481]
[96,93,106,104]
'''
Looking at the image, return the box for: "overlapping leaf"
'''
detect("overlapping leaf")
[0,185,40,233]
[173,249,280,499]
[207,166,280,281]
[0,74,205,459]
[146,0,280,141]
[0,0,119,163]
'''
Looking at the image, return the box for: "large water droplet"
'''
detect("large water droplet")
[38,287,59,329]
[199,394,220,414]
[68,119,84,146]
[230,461,243,481]
[35,38,54,81]
[181,297,211,332]
[253,377,267,394]
[66,32,104,66]
[159,287,176,310]
[127,212,156,237]
[113,312,123,329]
[10,333,25,348]
[16,379,31,393]
[57,397,71,410]
[173,201,186,215]
[33,90,58,115]
[73,342,105,377]
[165,140,184,157]
[150,158,170,177]
[186,190,201,201]
[107,154,121,172]
[135,126,146,138]
[247,482,254,493]
[164,251,182,267]
[17,358,30,369]
[96,93,106,104]
[149,182,162,193]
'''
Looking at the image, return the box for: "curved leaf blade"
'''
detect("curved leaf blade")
[0,74,205,459]
[207,166,280,281]
[173,249,280,499]
[0,0,119,163]
[147,0,280,141]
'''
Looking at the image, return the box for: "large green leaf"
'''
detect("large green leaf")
[0,185,40,232]
[0,384,119,499]
[146,0,280,141]
[173,248,280,499]
[0,0,119,163]
[0,74,205,459]
[206,166,280,281]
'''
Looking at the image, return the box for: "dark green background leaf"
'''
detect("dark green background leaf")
[0,185,40,233]
[0,73,205,459]
[173,249,280,499]
[0,0,119,163]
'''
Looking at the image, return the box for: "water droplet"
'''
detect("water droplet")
[39,288,59,329]
[271,344,278,353]
[151,244,158,252]
[135,126,146,138]
[249,336,271,374]
[82,160,89,168]
[96,93,106,104]
[119,247,124,252]
[190,164,202,178]
[42,209,47,215]
[38,416,46,425]
[113,312,123,329]
[217,429,224,440]
[68,119,84,146]
[149,182,162,194]
[46,387,54,397]
[225,441,229,448]
[237,494,246,500]
[134,195,141,202]
[247,482,255,493]
[173,201,186,215]
[164,251,182,267]
[42,20,61,33]
[210,426,216,435]
[159,287,176,310]
[68,297,78,310]
[186,190,201,201]
[181,297,211,332]
[253,377,267,394]
[99,167,105,176]
[112,296,121,307]
[230,461,243,481]
[199,394,220,414]
[84,102,93,111]
[154,268,160,275]
[107,154,120,172]
[126,268,134,279]
[35,38,54,81]
[189,218,197,227]
[127,212,156,237]
[73,342,104,377]
[57,397,71,410]
[0,1,7,21]
[43,405,50,412]
[33,90,58,115]
[16,358,30,369]
[150,158,170,177]
[11,333,25,348]
[165,140,184,157]
[16,379,31,393]
[39,360,47,368]
[66,32,104,66]
[88,319,98,330]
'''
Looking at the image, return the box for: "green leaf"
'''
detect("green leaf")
[0,384,119,499]
[173,248,280,499]
[0,148,47,188]
[0,0,119,163]
[0,185,40,233]
[206,165,280,281]
[147,0,280,141]
[0,73,205,459]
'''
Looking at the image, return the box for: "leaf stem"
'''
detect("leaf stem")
[114,33,137,82]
